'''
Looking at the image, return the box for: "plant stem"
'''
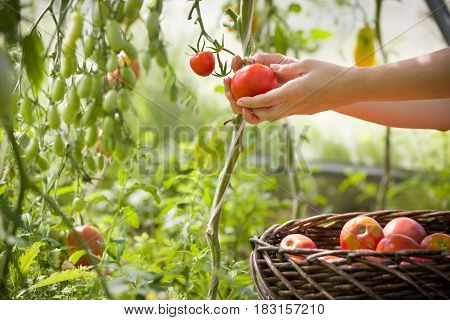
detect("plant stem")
[205,0,254,301]
[283,121,303,219]
[374,0,391,210]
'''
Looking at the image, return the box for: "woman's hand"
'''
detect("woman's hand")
[224,53,301,123]
[224,54,359,124]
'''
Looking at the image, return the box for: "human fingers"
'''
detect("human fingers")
[242,107,262,125]
[231,55,244,72]
[250,53,298,66]
[270,60,311,79]
[224,77,242,114]
[251,103,293,122]
[236,80,298,109]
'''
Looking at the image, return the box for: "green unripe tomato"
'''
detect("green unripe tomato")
[62,38,76,57]
[51,78,66,102]
[67,87,80,110]
[48,105,61,130]
[125,0,143,21]
[61,55,77,79]
[120,66,136,89]
[36,154,49,171]
[0,52,15,119]
[141,51,151,71]
[106,20,124,52]
[62,88,80,125]
[97,155,105,171]
[82,101,98,125]
[67,11,84,43]
[90,75,104,98]
[106,55,119,73]
[84,36,95,58]
[84,153,96,172]
[21,96,34,125]
[123,42,138,60]
[25,137,39,160]
[103,90,118,112]
[72,197,86,211]
[93,1,109,27]
[85,125,98,147]
[118,88,132,111]
[54,134,65,156]
[77,75,92,99]
[103,137,114,154]
[146,11,160,40]
[103,116,115,137]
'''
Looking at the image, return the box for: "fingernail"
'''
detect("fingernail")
[237,98,249,106]
[270,64,280,70]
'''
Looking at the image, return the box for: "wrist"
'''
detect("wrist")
[344,66,376,104]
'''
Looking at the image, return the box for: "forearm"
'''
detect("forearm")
[353,48,450,103]
[335,99,450,131]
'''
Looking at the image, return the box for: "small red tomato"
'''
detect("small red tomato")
[376,234,420,252]
[420,233,450,250]
[66,225,104,266]
[340,216,384,250]
[189,51,215,77]
[383,217,427,244]
[230,63,277,100]
[279,234,317,262]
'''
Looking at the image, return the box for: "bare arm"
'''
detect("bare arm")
[226,49,450,129]
[335,99,450,131]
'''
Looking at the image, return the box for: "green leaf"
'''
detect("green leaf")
[32,269,93,289]
[68,249,87,265]
[23,31,45,94]
[311,28,332,40]
[288,3,301,13]
[274,24,288,55]
[118,168,127,187]
[127,183,161,204]
[19,242,44,275]
[214,85,224,93]
[124,206,139,228]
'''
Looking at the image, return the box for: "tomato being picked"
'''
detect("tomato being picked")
[230,63,277,100]
[420,233,450,250]
[376,234,420,252]
[279,234,317,262]
[190,51,215,77]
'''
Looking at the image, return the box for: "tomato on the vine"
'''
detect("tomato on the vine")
[77,75,92,99]
[25,137,39,160]
[123,42,138,61]
[84,35,95,58]
[53,134,65,156]
[230,63,277,100]
[48,105,61,130]
[103,116,115,137]
[21,96,34,125]
[124,0,143,21]
[85,125,98,147]
[103,90,118,112]
[51,78,66,102]
[106,20,124,52]
[120,66,137,89]
[93,1,109,28]
[66,225,104,267]
[189,51,215,77]
[61,55,77,79]
[118,88,132,111]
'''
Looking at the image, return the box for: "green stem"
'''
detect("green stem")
[205,0,254,300]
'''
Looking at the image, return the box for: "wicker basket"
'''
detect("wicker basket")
[250,210,450,300]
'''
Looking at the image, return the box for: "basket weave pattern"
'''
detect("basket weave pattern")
[250,210,450,299]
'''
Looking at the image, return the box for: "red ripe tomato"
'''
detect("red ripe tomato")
[420,233,450,250]
[340,216,384,250]
[189,51,215,77]
[383,217,426,244]
[376,234,420,252]
[230,63,277,100]
[279,234,317,262]
[66,225,104,266]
